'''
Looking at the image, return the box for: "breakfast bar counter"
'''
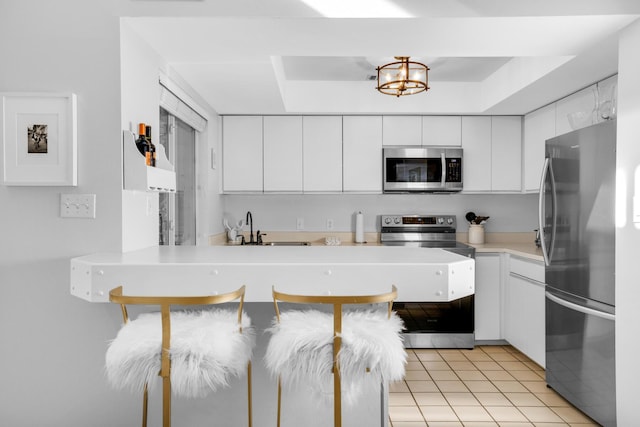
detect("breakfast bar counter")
[70,245,474,427]
[70,245,475,303]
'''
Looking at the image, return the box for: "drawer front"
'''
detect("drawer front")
[510,256,545,283]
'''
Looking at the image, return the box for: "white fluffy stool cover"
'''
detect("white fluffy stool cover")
[105,309,255,398]
[265,309,406,405]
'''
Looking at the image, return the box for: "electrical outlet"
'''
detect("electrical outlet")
[60,194,96,218]
[296,217,304,230]
[326,218,334,230]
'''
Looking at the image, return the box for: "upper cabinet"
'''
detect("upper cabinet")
[461,116,522,193]
[422,116,462,146]
[555,85,598,136]
[523,103,556,192]
[382,116,422,146]
[222,116,263,192]
[491,116,522,192]
[523,74,617,193]
[343,116,383,193]
[303,116,343,192]
[263,116,303,192]
[461,116,492,192]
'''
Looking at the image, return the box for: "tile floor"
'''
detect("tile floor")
[389,345,600,427]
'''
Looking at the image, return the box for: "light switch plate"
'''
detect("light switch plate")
[61,194,96,218]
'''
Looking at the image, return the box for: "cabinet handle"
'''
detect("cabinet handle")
[509,272,545,287]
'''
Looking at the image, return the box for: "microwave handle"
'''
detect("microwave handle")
[440,152,446,185]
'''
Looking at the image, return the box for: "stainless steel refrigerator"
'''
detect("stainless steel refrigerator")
[539,119,616,427]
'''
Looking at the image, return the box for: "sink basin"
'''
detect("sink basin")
[262,241,311,246]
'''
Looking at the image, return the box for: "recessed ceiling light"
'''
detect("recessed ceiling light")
[300,0,411,18]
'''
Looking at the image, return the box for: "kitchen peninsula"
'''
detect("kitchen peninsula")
[70,245,473,426]
[71,245,474,303]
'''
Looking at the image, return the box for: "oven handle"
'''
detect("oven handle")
[440,152,446,186]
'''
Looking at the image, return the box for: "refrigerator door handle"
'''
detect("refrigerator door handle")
[546,291,615,321]
[538,158,551,266]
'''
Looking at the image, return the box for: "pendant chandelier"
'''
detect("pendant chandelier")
[376,56,429,97]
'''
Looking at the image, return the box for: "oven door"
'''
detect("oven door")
[394,295,475,349]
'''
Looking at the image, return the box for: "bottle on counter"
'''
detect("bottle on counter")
[145,125,156,167]
[135,123,149,158]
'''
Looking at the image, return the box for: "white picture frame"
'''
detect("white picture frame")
[1,92,77,186]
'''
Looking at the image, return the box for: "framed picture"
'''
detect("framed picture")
[1,92,77,186]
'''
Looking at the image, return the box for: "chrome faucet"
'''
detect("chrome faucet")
[246,211,254,244]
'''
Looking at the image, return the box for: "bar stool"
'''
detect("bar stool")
[105,285,255,427]
[265,285,406,427]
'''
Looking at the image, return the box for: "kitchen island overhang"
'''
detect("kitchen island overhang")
[70,245,475,303]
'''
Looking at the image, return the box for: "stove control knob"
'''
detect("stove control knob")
[446,217,454,225]
[437,217,444,224]
[384,217,392,225]
[394,217,401,224]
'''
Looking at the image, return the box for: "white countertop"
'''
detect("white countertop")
[75,244,469,265]
[71,245,475,303]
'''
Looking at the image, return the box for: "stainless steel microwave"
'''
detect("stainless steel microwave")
[383,147,463,193]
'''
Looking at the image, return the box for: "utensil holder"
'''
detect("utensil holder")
[468,224,485,244]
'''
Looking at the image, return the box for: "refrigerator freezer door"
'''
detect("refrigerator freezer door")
[543,120,616,306]
[546,289,615,427]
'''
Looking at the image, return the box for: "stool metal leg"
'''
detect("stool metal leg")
[142,383,149,427]
[248,361,252,427]
[276,377,282,427]
[333,304,343,427]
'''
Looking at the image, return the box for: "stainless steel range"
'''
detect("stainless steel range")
[380,214,475,349]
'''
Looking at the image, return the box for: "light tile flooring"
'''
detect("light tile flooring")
[389,345,600,427]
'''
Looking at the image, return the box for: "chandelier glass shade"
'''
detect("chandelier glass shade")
[376,56,429,97]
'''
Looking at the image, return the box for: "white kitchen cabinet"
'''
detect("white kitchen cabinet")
[491,116,522,192]
[461,116,492,192]
[504,256,546,367]
[475,253,503,341]
[595,74,618,123]
[382,116,422,146]
[343,116,382,193]
[523,104,556,192]
[263,116,303,192]
[555,84,598,136]
[422,116,462,146]
[222,116,263,192]
[303,116,342,192]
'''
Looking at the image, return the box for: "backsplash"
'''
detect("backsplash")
[221,193,539,234]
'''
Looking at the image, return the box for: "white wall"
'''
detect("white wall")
[223,193,539,234]
[120,21,166,252]
[615,19,640,426]
[0,2,223,425]
[0,1,127,425]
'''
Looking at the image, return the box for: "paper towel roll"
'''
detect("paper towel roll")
[355,211,364,243]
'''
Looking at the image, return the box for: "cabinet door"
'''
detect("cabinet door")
[491,116,522,192]
[382,116,421,146]
[461,116,491,192]
[596,75,618,123]
[523,104,556,192]
[475,254,502,341]
[263,116,303,192]
[505,258,546,367]
[555,85,597,136]
[343,116,382,193]
[303,116,342,192]
[222,116,263,192]
[422,116,462,146]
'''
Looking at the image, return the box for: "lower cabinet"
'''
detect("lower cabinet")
[474,253,503,341]
[504,256,546,367]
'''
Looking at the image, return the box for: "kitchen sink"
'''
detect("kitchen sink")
[262,241,311,246]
